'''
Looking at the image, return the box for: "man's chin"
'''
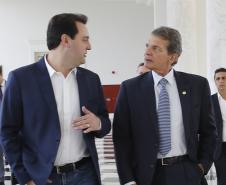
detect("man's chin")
[80,59,86,64]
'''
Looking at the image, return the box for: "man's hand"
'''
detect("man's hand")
[47,179,52,184]
[72,106,101,133]
[27,180,36,185]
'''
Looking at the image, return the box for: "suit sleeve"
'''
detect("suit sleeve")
[0,71,31,184]
[113,82,135,184]
[198,78,217,174]
[91,75,111,138]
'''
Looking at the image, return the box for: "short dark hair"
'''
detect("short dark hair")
[214,68,226,78]
[137,62,144,68]
[152,26,182,56]
[0,65,2,76]
[47,13,88,50]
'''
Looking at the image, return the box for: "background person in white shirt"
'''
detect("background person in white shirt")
[212,68,226,185]
[0,13,111,185]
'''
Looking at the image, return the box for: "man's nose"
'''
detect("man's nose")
[87,41,91,50]
[145,47,152,56]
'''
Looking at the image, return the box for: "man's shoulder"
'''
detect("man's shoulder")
[7,59,45,85]
[122,72,149,85]
[77,67,99,78]
[11,62,39,77]
[176,71,207,83]
[211,93,218,98]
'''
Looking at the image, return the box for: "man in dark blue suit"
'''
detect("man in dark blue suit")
[0,13,111,185]
[113,26,217,185]
[212,68,226,185]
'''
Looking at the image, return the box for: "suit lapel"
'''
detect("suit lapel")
[140,72,158,133]
[212,94,223,130]
[145,72,157,116]
[213,94,223,122]
[174,71,191,141]
[76,67,88,116]
[34,58,59,118]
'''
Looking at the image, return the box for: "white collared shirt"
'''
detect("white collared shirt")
[218,93,226,141]
[44,56,89,166]
[152,70,187,158]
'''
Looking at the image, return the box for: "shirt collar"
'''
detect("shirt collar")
[1,79,6,87]
[218,93,221,99]
[44,55,77,77]
[152,69,174,87]
[218,93,226,101]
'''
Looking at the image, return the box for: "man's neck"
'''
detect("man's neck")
[47,52,74,78]
[219,91,226,100]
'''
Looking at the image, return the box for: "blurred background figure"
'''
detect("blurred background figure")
[0,65,5,185]
[137,62,150,75]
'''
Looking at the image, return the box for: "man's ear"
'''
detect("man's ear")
[170,53,180,66]
[60,34,70,48]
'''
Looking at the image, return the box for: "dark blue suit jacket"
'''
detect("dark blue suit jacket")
[113,71,217,185]
[0,58,111,185]
[211,93,223,160]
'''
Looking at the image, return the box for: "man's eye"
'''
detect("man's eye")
[154,47,161,52]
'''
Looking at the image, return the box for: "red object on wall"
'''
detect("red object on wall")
[102,85,120,113]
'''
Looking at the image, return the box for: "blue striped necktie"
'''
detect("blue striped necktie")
[158,78,171,156]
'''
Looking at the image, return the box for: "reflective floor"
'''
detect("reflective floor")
[96,133,119,184]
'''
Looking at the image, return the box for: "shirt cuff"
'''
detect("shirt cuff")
[124,181,136,185]
[99,121,102,130]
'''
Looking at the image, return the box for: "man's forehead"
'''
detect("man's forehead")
[75,22,89,37]
[148,35,169,45]
[216,72,226,76]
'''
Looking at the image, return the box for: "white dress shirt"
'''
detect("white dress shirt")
[45,56,89,166]
[152,70,187,158]
[218,93,226,141]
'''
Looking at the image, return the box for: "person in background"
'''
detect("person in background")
[0,65,5,185]
[212,68,226,185]
[0,13,111,185]
[137,62,150,75]
[113,26,217,185]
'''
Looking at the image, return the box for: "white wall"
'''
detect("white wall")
[0,0,154,84]
[206,0,226,93]
[165,0,208,77]
[152,0,208,78]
